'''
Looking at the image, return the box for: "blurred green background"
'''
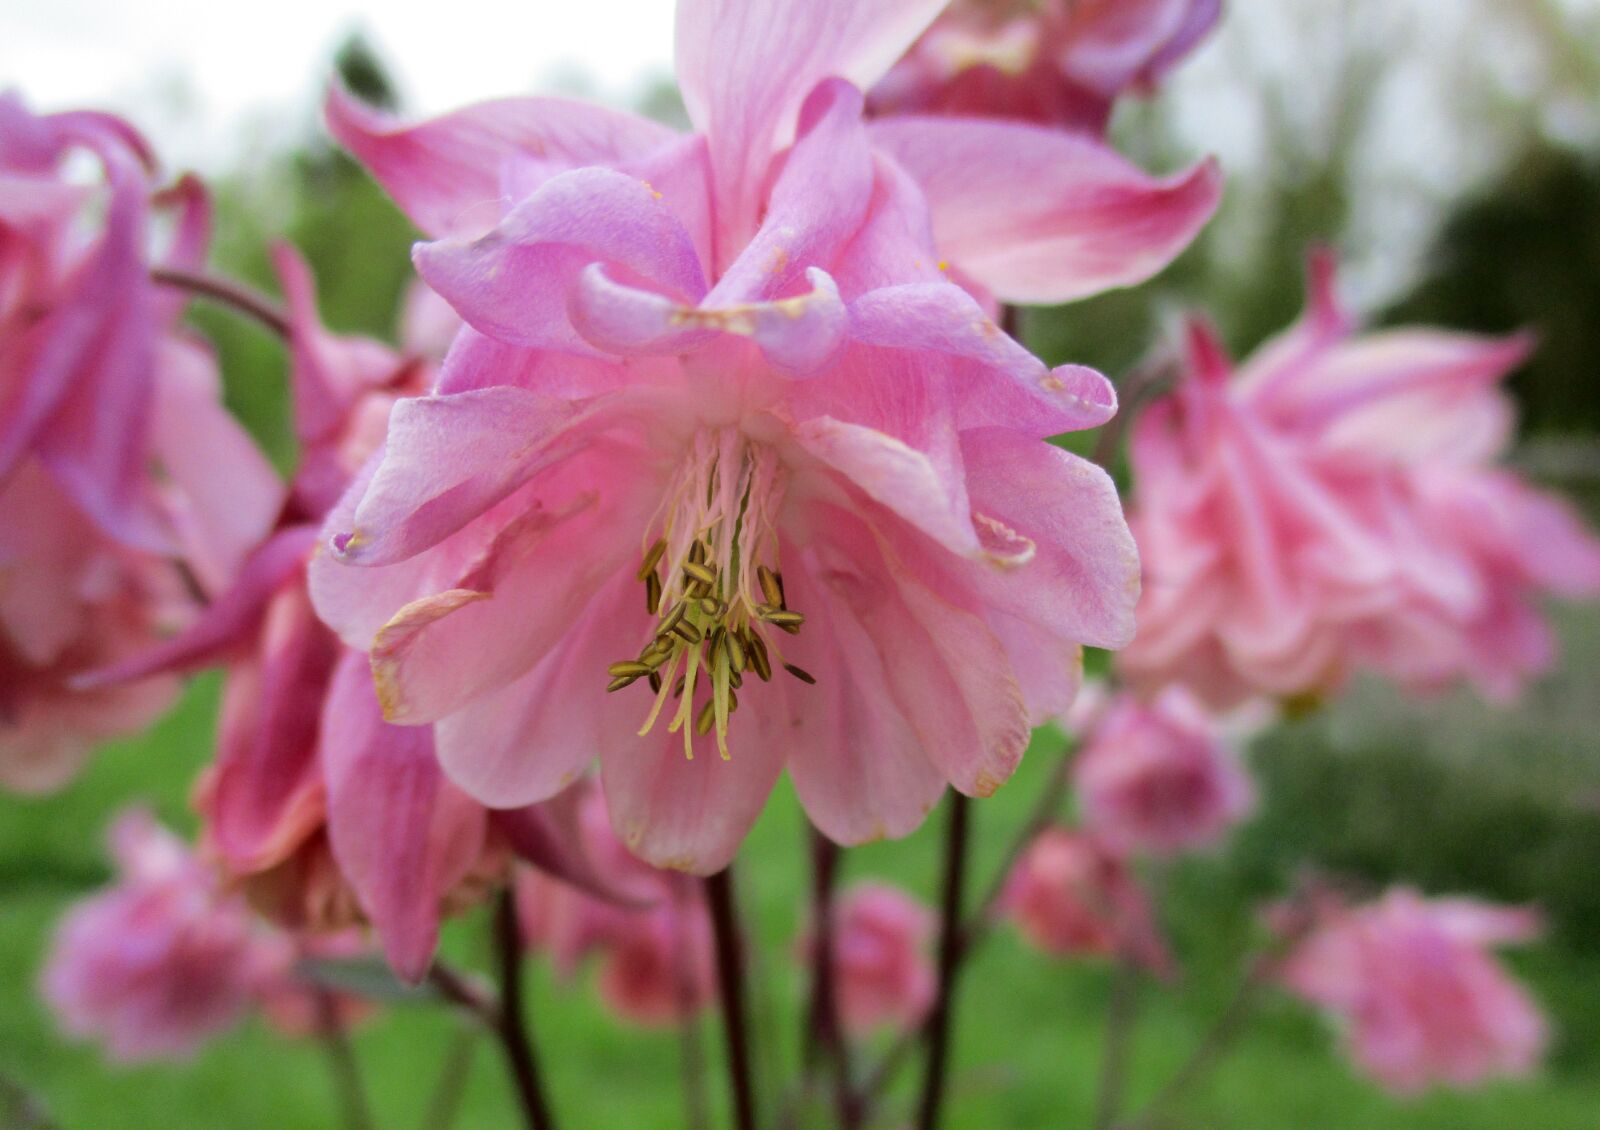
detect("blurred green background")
[7,4,1600,1127]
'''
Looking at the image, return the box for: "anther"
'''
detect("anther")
[645,572,662,615]
[660,603,687,634]
[607,675,639,692]
[699,596,723,617]
[762,609,805,630]
[683,561,717,587]
[648,671,662,694]
[671,620,702,644]
[608,661,654,679]
[637,538,667,581]
[783,662,817,685]
[757,565,784,609]
[746,633,772,681]
[695,699,716,735]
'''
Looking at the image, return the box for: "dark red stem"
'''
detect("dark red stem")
[705,867,759,1130]
[492,888,557,1130]
[150,265,292,339]
[916,792,972,1130]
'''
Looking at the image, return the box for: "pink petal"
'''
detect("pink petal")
[777,553,949,844]
[321,651,487,982]
[414,166,707,355]
[675,0,949,260]
[370,490,641,724]
[324,82,677,237]
[572,264,848,375]
[848,280,1117,435]
[871,118,1220,304]
[959,428,1140,651]
[330,388,587,566]
[432,573,634,808]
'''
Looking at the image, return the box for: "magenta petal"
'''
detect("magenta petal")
[573,264,847,375]
[324,81,677,238]
[414,166,707,354]
[208,587,341,871]
[75,526,318,689]
[871,117,1221,304]
[332,388,585,566]
[321,651,486,982]
[848,281,1117,435]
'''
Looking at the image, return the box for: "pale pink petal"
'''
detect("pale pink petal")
[871,118,1220,304]
[324,82,676,237]
[675,0,949,259]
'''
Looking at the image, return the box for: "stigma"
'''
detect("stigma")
[606,430,813,760]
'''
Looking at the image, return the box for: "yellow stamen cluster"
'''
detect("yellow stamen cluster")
[605,435,813,760]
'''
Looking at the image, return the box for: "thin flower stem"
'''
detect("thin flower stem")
[491,888,558,1130]
[1120,954,1276,1130]
[313,988,378,1130]
[420,1028,478,1130]
[856,738,1075,1115]
[427,963,499,1028]
[705,867,759,1130]
[1092,958,1142,1130]
[915,791,972,1130]
[149,265,292,339]
[801,830,862,1128]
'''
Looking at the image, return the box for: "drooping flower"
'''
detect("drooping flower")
[813,882,937,1035]
[39,809,280,1061]
[869,0,1221,133]
[1119,253,1600,708]
[313,0,1218,872]
[1002,827,1169,971]
[516,780,714,1028]
[1072,687,1254,857]
[1274,887,1548,1094]
[80,249,581,982]
[0,93,282,791]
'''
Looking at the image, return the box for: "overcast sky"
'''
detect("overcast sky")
[2,0,678,169]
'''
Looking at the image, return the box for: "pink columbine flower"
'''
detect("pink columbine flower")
[0,94,282,791]
[517,780,714,1027]
[1275,887,1548,1094]
[820,882,937,1035]
[39,809,282,1062]
[311,0,1218,873]
[1072,687,1254,857]
[1119,253,1600,708]
[869,0,1221,133]
[1002,827,1169,972]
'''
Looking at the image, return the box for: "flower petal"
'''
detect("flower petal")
[414,166,707,355]
[324,82,677,238]
[675,0,948,257]
[871,118,1220,304]
[321,651,487,982]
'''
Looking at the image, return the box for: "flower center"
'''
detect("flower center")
[606,430,813,760]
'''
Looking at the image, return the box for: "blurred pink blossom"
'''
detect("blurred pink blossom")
[1120,253,1600,708]
[308,0,1219,872]
[516,781,714,1027]
[1275,887,1548,1094]
[39,809,280,1061]
[1002,827,1169,972]
[869,0,1220,132]
[0,95,280,791]
[824,882,937,1035]
[1073,687,1254,857]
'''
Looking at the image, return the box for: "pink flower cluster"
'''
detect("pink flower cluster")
[1275,887,1548,1093]
[40,808,365,1062]
[1121,254,1600,708]
[1,93,279,791]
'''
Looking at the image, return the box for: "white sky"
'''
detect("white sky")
[2,0,678,170]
